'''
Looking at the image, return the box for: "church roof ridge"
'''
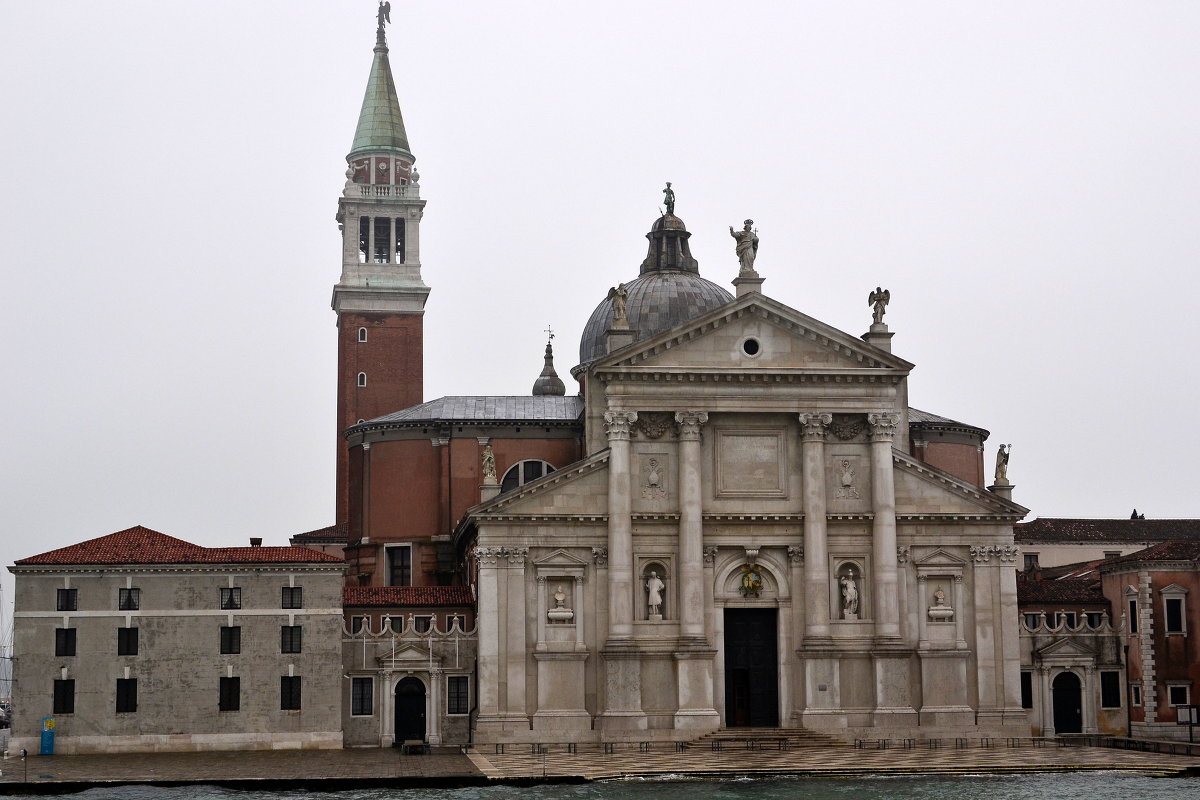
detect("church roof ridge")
[356,395,584,427]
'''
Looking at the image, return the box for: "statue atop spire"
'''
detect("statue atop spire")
[662,182,675,216]
[376,2,391,46]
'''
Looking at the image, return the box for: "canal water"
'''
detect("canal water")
[48,773,1197,800]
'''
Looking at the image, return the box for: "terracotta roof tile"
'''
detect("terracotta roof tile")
[290,523,349,543]
[1017,576,1108,605]
[1015,518,1200,543]
[15,525,343,565]
[1100,539,1200,568]
[343,585,474,608]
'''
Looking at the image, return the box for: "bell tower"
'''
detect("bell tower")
[333,7,429,523]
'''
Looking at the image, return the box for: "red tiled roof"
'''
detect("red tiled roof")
[15,525,343,565]
[1100,540,1200,568]
[1017,576,1108,606]
[290,523,349,543]
[344,585,474,608]
[1015,518,1200,543]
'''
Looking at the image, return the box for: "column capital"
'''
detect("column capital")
[604,410,638,441]
[674,411,709,439]
[536,575,547,584]
[798,413,832,441]
[867,412,901,442]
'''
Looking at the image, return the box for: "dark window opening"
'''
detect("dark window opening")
[220,587,242,610]
[373,217,391,263]
[352,677,373,715]
[500,460,555,493]
[357,371,367,388]
[1132,684,1142,706]
[742,338,760,356]
[280,625,302,654]
[117,627,139,656]
[281,586,303,609]
[1100,671,1121,708]
[220,625,241,655]
[358,327,367,342]
[394,218,405,263]
[1165,597,1184,633]
[1168,685,1190,706]
[118,588,140,611]
[389,547,412,587]
[280,676,302,710]
[53,679,75,714]
[55,628,77,657]
[1020,671,1033,709]
[116,678,138,713]
[1024,554,1039,572]
[1023,613,1040,629]
[1086,612,1103,628]
[219,677,240,711]
[57,588,78,612]
[448,675,469,714]
[358,216,369,263]
[414,616,431,633]
[1129,600,1138,634]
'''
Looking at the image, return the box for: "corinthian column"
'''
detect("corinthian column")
[675,411,708,642]
[799,413,832,642]
[868,412,901,643]
[604,410,637,642]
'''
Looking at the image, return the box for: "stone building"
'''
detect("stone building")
[453,209,1031,743]
[8,527,345,754]
[1015,517,1200,571]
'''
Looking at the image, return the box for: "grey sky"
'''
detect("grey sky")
[2,1,1199,617]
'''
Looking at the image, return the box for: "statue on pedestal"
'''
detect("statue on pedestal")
[730,220,759,274]
[868,287,890,325]
[995,443,1011,483]
[662,182,675,216]
[646,571,665,618]
[481,444,497,483]
[840,571,859,618]
[608,283,629,328]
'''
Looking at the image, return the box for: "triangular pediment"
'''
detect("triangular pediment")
[465,450,609,518]
[377,641,432,670]
[894,453,1028,518]
[594,294,913,376]
[1036,637,1097,659]
[915,547,968,567]
[533,548,589,568]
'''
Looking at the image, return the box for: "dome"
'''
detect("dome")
[576,270,733,367]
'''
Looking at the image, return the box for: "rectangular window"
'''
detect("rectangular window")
[281,586,303,609]
[1020,672,1033,709]
[118,588,140,611]
[1023,613,1040,629]
[219,677,240,711]
[447,614,466,631]
[414,615,431,633]
[1100,671,1121,708]
[280,676,302,710]
[1055,612,1077,629]
[220,587,242,610]
[56,588,78,611]
[116,678,138,713]
[1023,553,1039,571]
[1168,685,1190,707]
[1103,551,1121,560]
[117,627,139,656]
[351,677,373,716]
[390,616,403,634]
[55,628,77,657]
[350,616,367,634]
[373,217,391,263]
[1165,598,1184,634]
[1131,683,1142,707]
[280,625,302,653]
[389,546,412,587]
[448,675,470,715]
[53,679,75,714]
[358,216,369,263]
[394,217,405,263]
[1086,612,1103,629]
[1129,600,1138,634]
[220,625,241,655]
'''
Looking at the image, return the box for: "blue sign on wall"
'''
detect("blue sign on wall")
[39,717,55,755]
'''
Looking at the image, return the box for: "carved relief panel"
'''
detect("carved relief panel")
[827,451,870,512]
[714,428,788,498]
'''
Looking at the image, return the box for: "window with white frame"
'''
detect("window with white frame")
[1162,585,1187,635]
[387,545,412,587]
[358,327,368,342]
[1167,684,1191,707]
[500,459,555,493]
[1131,682,1142,707]
[350,615,368,634]
[357,372,367,388]
[413,615,431,633]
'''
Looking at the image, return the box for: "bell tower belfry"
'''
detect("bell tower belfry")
[333,7,429,523]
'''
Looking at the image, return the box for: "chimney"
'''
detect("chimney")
[249,537,263,547]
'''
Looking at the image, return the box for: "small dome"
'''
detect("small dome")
[532,340,566,396]
[576,271,733,367]
[651,213,688,232]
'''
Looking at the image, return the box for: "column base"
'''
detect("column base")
[532,711,593,733]
[597,711,648,733]
[673,708,721,730]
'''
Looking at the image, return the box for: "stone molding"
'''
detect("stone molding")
[473,546,528,567]
[969,544,1019,564]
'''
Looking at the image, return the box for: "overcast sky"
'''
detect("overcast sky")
[2,1,1199,617]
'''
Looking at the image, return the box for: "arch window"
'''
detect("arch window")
[500,459,555,492]
[357,372,367,388]
[358,327,368,342]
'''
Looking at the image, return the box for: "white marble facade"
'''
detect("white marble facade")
[462,293,1030,742]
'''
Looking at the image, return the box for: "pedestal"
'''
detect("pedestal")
[732,272,765,297]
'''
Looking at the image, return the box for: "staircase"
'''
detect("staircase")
[692,727,846,749]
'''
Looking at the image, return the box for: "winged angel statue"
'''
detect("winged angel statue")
[869,286,890,325]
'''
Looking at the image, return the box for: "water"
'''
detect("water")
[41,773,1196,800]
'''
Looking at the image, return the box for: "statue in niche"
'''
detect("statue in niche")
[646,571,665,618]
[836,459,860,499]
[547,583,574,623]
[840,570,860,619]
[994,443,1011,483]
[553,585,567,609]
[608,283,629,328]
[869,287,890,325]
[928,585,955,621]
[730,220,759,274]
[662,182,675,216]
[481,444,497,483]
[740,564,763,598]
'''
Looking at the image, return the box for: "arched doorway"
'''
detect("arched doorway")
[394,677,426,743]
[1052,671,1083,734]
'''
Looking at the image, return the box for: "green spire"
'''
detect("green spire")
[348,24,412,159]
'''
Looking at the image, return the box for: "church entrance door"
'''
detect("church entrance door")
[723,609,779,727]
[395,677,426,742]
[1052,671,1082,734]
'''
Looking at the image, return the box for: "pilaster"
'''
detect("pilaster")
[799,413,832,644]
[867,412,902,645]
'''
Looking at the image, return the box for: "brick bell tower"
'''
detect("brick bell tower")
[333,8,428,524]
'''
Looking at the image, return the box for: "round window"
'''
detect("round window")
[742,338,761,356]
